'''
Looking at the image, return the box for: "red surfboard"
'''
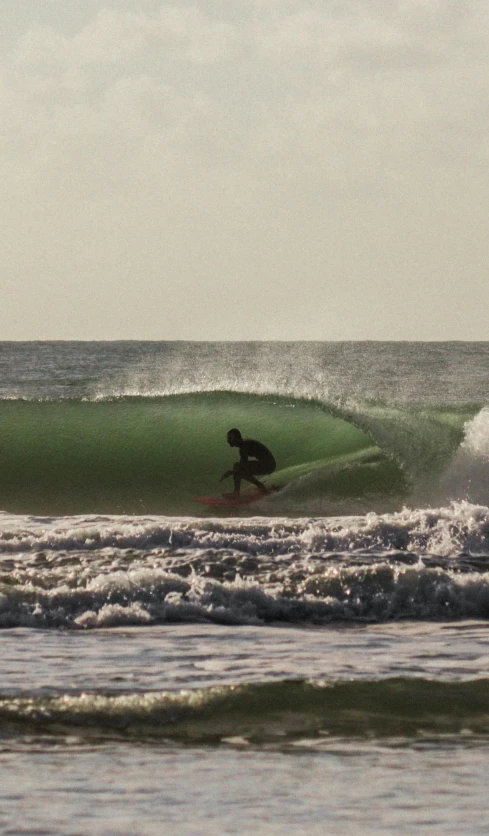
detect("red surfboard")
[195,486,280,508]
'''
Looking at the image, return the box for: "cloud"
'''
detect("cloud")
[11,6,237,68]
[1,1,489,338]
[3,0,489,202]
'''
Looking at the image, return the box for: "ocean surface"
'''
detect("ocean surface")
[2,340,489,834]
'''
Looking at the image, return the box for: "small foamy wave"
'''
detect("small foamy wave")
[1,502,489,557]
[2,677,489,742]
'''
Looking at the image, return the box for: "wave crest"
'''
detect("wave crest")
[3,678,489,742]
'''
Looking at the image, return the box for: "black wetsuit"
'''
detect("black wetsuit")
[229,438,276,493]
[238,439,276,475]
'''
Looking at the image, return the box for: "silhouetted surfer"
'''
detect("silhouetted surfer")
[220,428,276,495]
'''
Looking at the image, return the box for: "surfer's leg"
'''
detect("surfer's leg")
[231,462,271,494]
[232,466,242,493]
[245,474,267,491]
[232,462,266,493]
[242,462,269,493]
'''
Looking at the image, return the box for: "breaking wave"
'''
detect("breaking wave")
[0,391,480,515]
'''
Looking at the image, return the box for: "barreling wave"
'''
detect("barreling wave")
[2,677,489,743]
[0,391,478,515]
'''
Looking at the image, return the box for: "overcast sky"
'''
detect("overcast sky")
[1,0,488,340]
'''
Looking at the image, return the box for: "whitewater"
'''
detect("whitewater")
[2,341,489,835]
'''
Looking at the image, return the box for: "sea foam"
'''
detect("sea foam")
[0,504,488,628]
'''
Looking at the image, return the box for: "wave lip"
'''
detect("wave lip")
[2,678,489,744]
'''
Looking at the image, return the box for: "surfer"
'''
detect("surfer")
[220,428,276,495]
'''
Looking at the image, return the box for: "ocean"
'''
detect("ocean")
[1,340,489,834]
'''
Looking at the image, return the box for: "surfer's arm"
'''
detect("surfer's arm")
[220,470,233,482]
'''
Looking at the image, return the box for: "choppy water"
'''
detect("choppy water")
[2,341,489,834]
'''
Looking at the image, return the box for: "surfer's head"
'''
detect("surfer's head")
[227,428,242,447]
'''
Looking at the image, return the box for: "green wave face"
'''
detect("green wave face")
[0,392,465,515]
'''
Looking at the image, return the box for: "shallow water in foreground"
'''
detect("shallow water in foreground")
[2,621,489,834]
[4,736,489,835]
